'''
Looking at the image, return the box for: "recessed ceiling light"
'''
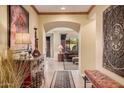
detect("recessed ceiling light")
[61,7,66,10]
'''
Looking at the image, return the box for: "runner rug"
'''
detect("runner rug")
[50,71,75,88]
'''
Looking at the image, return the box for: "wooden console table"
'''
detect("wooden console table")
[58,54,64,62]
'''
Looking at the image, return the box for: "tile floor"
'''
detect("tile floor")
[42,58,88,88]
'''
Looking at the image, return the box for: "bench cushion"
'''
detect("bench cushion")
[84,70,124,88]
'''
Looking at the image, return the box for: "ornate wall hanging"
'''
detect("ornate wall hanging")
[103,5,124,77]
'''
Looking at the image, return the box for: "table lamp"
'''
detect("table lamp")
[15,32,31,59]
[58,44,63,54]
[15,32,31,44]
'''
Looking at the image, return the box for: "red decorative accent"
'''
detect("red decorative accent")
[58,54,64,62]
[22,73,32,88]
[84,70,124,88]
[16,61,32,88]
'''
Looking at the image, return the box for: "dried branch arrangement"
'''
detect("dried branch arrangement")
[0,49,30,88]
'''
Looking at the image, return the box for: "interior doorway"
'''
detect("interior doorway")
[44,21,80,70]
[45,27,79,70]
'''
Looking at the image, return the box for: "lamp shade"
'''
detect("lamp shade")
[58,45,63,50]
[15,32,31,44]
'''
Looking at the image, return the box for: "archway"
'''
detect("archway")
[44,21,80,33]
[43,21,80,70]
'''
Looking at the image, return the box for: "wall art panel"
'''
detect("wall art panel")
[103,5,124,77]
[9,5,29,50]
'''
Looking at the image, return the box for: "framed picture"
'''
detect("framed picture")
[8,5,29,50]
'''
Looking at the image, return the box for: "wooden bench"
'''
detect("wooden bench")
[84,70,124,88]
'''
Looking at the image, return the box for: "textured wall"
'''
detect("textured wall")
[103,5,124,77]
[0,6,8,56]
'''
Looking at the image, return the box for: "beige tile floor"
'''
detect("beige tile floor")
[42,58,91,88]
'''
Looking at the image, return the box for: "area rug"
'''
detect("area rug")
[63,62,78,70]
[50,71,75,88]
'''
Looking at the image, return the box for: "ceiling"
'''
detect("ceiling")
[32,5,94,14]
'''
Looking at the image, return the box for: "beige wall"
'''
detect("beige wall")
[0,5,39,57]
[80,6,96,74]
[38,15,88,54]
[0,6,8,56]
[39,15,87,54]
[53,32,61,60]
[38,14,96,74]
[95,5,124,85]
[22,6,39,50]
[80,19,96,74]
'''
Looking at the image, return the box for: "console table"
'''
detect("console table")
[14,56,44,88]
[14,58,33,88]
[58,54,64,62]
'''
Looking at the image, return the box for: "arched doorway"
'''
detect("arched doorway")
[44,21,80,70]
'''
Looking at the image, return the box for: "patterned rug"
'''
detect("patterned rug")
[63,62,78,70]
[50,71,75,88]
